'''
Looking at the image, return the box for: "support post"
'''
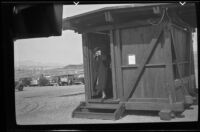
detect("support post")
[115,29,123,100]
[110,30,117,99]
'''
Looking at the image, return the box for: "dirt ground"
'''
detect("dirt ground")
[15,85,198,125]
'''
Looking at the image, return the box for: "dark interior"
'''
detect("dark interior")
[89,31,113,99]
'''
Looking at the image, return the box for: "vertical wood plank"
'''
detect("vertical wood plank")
[188,30,194,76]
[110,30,117,99]
[188,29,196,90]
[164,26,176,103]
[115,29,123,100]
[190,31,195,77]
[187,30,192,90]
[88,33,94,97]
[82,33,91,101]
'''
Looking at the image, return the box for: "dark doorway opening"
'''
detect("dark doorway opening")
[89,31,113,100]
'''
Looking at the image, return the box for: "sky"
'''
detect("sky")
[14,4,197,67]
[14,4,131,67]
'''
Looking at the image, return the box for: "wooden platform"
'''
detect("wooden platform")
[72,102,125,120]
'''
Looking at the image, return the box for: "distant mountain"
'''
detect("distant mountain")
[15,63,84,81]
[63,64,83,69]
[15,60,65,70]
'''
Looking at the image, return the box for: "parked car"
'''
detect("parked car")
[38,74,50,86]
[20,77,32,87]
[78,74,85,84]
[30,79,39,86]
[59,75,74,86]
[73,74,84,85]
[15,80,24,91]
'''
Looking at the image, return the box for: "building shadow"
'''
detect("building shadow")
[123,110,159,118]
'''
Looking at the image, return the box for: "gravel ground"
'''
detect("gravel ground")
[15,85,198,125]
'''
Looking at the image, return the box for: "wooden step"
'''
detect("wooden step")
[80,103,119,109]
[73,111,116,120]
[72,102,125,120]
[88,99,120,104]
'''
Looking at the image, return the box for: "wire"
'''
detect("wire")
[147,8,166,26]
[165,7,171,22]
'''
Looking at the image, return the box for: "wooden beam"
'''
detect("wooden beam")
[82,34,91,101]
[114,103,125,120]
[105,11,114,23]
[172,61,189,65]
[88,98,120,104]
[121,63,166,69]
[125,102,184,112]
[73,111,116,120]
[62,20,78,31]
[110,30,117,99]
[152,6,161,14]
[163,28,176,104]
[187,30,194,91]
[83,103,119,109]
[128,98,169,103]
[145,63,166,68]
[121,65,138,69]
[188,30,192,76]
[88,34,94,98]
[122,29,164,101]
[115,29,123,100]
[90,31,110,35]
[79,25,114,34]
[78,19,151,33]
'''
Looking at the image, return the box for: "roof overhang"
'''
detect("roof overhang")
[63,3,197,33]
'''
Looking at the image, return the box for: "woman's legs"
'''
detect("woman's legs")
[96,64,108,98]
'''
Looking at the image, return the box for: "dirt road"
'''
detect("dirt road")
[15,85,198,125]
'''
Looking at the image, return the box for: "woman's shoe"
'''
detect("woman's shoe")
[92,92,102,98]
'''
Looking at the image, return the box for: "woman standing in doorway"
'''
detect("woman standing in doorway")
[92,47,109,99]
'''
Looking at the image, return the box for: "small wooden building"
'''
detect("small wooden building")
[63,3,197,120]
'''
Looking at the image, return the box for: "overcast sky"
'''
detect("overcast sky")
[14,4,131,67]
[14,4,197,67]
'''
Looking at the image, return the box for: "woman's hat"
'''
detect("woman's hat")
[93,47,101,52]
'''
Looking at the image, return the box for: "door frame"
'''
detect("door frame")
[85,31,119,102]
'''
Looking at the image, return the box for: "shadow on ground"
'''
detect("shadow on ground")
[123,110,159,118]
[123,109,187,119]
[58,92,85,97]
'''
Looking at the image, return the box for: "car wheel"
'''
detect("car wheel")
[18,85,24,91]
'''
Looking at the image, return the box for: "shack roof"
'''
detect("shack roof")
[63,3,197,32]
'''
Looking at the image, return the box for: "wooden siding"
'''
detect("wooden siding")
[82,34,91,100]
[120,25,169,99]
[81,21,195,105]
[171,27,190,78]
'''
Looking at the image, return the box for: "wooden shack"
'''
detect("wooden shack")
[63,3,197,120]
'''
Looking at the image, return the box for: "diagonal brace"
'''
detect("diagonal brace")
[122,29,164,101]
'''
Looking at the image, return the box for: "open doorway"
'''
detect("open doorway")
[88,31,113,100]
